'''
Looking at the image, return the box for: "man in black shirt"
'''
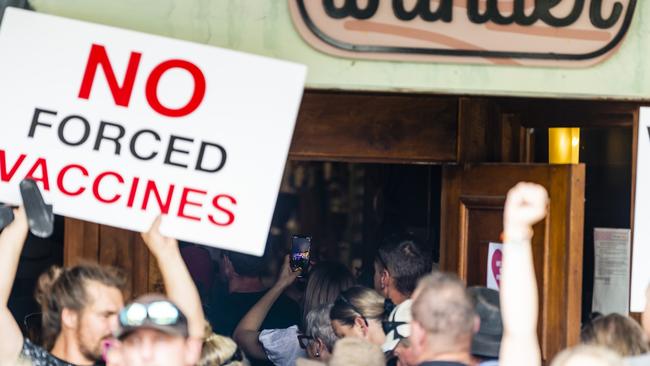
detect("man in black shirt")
[209,250,299,336]
[3,210,206,366]
[409,272,477,366]
[374,234,432,308]
[0,207,126,366]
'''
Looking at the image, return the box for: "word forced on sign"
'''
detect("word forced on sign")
[0,8,307,256]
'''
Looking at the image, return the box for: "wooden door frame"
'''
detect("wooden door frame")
[441,163,585,363]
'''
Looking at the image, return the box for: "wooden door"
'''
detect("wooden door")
[441,163,585,363]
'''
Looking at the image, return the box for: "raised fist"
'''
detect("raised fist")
[503,182,549,241]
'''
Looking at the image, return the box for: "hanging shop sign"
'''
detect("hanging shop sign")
[0,8,307,256]
[289,0,637,67]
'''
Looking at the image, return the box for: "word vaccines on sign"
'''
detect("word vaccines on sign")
[0,8,307,256]
[288,0,637,67]
[632,108,650,311]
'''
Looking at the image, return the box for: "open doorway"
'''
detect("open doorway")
[272,161,442,287]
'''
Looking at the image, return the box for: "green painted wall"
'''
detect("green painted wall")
[29,0,650,100]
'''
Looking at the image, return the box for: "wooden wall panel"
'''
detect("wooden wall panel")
[289,91,458,163]
[497,99,638,128]
[457,98,491,162]
[64,219,155,300]
[98,226,136,300]
[63,218,99,265]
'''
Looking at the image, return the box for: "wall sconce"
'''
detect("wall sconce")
[549,127,580,164]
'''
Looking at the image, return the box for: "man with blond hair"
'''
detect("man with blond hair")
[0,206,205,366]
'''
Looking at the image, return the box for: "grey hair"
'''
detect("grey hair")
[412,272,475,341]
[306,304,337,351]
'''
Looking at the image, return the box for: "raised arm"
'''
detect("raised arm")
[499,183,548,366]
[0,207,29,366]
[233,255,298,360]
[141,216,206,339]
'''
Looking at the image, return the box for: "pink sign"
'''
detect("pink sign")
[289,0,636,67]
[487,242,503,290]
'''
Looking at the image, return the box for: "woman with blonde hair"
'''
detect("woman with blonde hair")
[329,286,386,347]
[200,332,248,366]
[551,345,624,366]
[580,313,649,357]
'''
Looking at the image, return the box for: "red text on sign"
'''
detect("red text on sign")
[78,44,206,118]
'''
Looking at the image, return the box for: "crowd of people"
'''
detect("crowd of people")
[0,182,649,366]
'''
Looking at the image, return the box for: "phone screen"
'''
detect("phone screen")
[290,235,311,274]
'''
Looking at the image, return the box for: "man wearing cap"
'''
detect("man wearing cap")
[107,216,206,366]
[384,299,417,366]
[468,287,501,366]
[107,295,201,366]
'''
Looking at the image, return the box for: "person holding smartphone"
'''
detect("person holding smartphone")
[209,246,301,340]
[234,244,356,366]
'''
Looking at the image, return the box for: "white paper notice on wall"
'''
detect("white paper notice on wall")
[0,9,307,256]
[592,228,631,315]
[487,242,503,291]
[632,108,650,311]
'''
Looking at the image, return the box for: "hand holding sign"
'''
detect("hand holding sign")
[141,216,179,260]
[0,206,28,247]
[0,179,53,238]
[503,183,549,242]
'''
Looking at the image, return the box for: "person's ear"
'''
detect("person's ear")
[184,338,203,365]
[354,317,368,336]
[61,308,79,330]
[410,320,425,349]
[381,269,390,289]
[473,315,481,334]
[316,338,327,355]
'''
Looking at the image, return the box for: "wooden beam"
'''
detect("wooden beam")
[289,91,458,163]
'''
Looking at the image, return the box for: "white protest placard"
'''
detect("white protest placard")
[0,8,306,256]
[592,228,631,315]
[632,108,650,310]
[487,242,503,291]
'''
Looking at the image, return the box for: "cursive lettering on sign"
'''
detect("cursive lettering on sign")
[289,0,636,66]
[322,0,625,29]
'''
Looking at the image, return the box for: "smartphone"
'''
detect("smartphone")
[290,235,311,275]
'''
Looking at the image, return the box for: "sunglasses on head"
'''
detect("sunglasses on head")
[336,293,369,327]
[119,300,183,328]
[297,334,314,349]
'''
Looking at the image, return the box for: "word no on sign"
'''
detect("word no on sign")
[0,8,307,256]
